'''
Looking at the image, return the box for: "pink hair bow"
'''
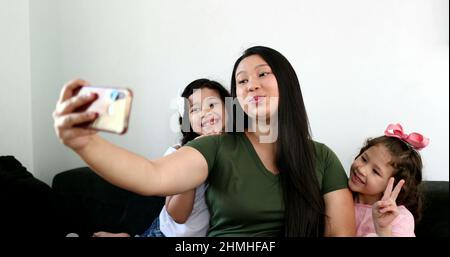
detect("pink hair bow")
[384,123,430,150]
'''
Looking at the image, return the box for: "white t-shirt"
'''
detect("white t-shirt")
[158,146,210,237]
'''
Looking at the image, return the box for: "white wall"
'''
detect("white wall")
[29,0,75,184]
[0,0,33,171]
[2,0,448,184]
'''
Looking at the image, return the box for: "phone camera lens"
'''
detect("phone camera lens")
[110,91,119,101]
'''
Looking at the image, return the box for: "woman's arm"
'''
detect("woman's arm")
[323,188,356,236]
[54,79,208,196]
[165,189,196,224]
[78,136,208,196]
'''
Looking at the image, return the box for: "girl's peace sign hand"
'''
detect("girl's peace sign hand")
[372,177,405,236]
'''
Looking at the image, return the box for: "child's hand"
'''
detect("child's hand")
[372,177,405,236]
[53,79,98,151]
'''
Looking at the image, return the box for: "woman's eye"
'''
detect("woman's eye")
[361,156,367,162]
[373,169,380,176]
[259,72,270,77]
[238,79,248,85]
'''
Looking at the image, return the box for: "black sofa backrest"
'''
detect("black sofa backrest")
[415,181,449,237]
[51,167,449,237]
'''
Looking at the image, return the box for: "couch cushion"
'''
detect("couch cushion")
[52,167,165,236]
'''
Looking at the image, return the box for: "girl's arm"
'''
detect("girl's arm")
[165,189,196,224]
[54,79,208,196]
[323,188,356,236]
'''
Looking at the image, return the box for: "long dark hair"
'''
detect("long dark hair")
[179,78,230,146]
[230,46,324,237]
[356,136,424,222]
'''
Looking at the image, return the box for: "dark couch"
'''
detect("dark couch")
[0,156,164,237]
[52,167,165,237]
[0,156,59,236]
[51,167,449,237]
[1,156,448,237]
[415,181,449,237]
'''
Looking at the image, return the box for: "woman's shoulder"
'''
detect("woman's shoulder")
[312,141,338,160]
[312,140,326,151]
[312,140,347,191]
[183,133,235,153]
[187,133,238,144]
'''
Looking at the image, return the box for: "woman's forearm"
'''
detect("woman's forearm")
[76,135,161,196]
[76,135,208,196]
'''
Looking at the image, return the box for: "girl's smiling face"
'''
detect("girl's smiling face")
[348,144,396,205]
[188,87,226,135]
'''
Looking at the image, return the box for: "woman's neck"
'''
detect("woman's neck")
[245,129,279,174]
[247,117,278,144]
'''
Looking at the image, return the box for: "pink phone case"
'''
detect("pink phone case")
[77,86,133,134]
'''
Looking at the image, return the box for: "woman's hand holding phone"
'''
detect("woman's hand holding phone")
[53,79,99,152]
[53,79,133,152]
[75,85,132,134]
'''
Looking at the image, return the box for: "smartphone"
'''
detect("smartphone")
[76,86,133,134]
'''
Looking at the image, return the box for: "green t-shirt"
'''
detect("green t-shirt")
[185,133,348,237]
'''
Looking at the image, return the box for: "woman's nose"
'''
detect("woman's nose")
[247,78,260,92]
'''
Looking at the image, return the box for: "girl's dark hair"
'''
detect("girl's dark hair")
[230,46,324,237]
[356,136,424,222]
[179,78,230,146]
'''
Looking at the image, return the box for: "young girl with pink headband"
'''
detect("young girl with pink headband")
[348,123,429,236]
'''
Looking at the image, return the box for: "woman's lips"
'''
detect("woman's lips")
[248,96,265,104]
